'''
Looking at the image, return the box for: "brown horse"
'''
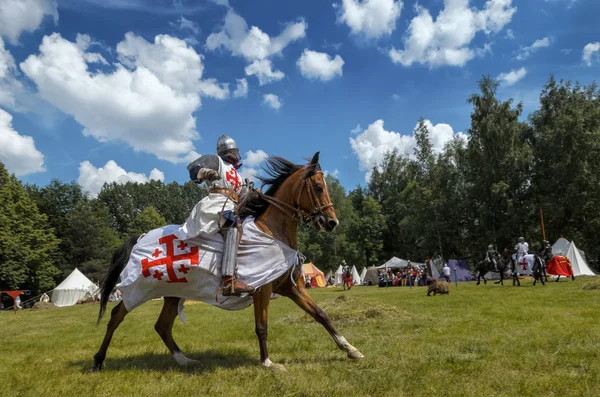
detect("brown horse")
[92,152,364,372]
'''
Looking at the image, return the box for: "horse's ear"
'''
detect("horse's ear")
[310,151,320,165]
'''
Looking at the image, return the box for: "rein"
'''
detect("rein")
[256,170,333,225]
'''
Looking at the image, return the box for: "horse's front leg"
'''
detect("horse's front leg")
[276,281,364,360]
[253,284,285,371]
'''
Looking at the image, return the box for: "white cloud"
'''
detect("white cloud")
[262,94,282,110]
[0,0,58,45]
[21,32,231,163]
[505,29,514,39]
[335,0,402,39]
[205,6,306,85]
[582,42,600,66]
[516,37,550,60]
[78,160,164,197]
[0,37,24,109]
[389,0,516,67]
[170,16,200,35]
[0,108,45,176]
[238,149,268,182]
[350,119,465,179]
[325,169,340,178]
[244,149,268,167]
[233,78,248,98]
[296,49,344,81]
[391,94,401,100]
[496,67,527,85]
[351,123,362,134]
[244,59,284,85]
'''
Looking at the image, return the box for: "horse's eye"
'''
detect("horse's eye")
[315,184,323,192]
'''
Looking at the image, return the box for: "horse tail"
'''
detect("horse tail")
[97,235,140,325]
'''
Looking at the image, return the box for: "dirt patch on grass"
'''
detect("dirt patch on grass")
[277,295,417,326]
[31,302,57,311]
[580,280,600,290]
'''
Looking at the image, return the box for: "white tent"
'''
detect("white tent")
[359,267,367,282]
[334,265,343,286]
[325,271,332,284]
[566,241,595,276]
[351,265,361,285]
[552,238,595,276]
[51,268,99,307]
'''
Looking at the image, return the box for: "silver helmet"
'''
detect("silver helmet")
[216,135,238,156]
[518,237,525,243]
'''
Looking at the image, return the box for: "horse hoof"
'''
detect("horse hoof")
[262,359,287,372]
[348,350,365,360]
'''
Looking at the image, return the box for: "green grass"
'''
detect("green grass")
[2,278,599,397]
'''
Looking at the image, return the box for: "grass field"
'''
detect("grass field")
[2,278,599,397]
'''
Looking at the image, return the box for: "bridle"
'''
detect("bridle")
[256,169,334,225]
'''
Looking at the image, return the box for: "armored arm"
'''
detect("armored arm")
[187,154,221,183]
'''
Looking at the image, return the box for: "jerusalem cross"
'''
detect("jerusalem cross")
[141,235,199,283]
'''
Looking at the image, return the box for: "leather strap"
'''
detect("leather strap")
[210,187,239,204]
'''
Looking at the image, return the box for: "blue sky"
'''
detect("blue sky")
[0,0,599,196]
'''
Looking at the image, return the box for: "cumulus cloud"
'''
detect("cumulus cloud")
[262,94,282,110]
[233,78,248,98]
[496,67,526,85]
[0,37,24,109]
[21,32,231,163]
[244,59,284,85]
[0,0,58,45]
[169,16,200,35]
[582,42,600,66]
[389,0,516,68]
[351,124,362,134]
[325,169,340,178]
[78,160,164,197]
[0,108,45,176]
[350,119,465,180]
[238,149,268,182]
[205,6,306,85]
[516,37,550,60]
[335,0,402,39]
[296,49,344,81]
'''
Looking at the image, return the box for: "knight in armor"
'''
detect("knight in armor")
[486,244,499,271]
[181,135,255,296]
[539,240,553,263]
[514,236,527,260]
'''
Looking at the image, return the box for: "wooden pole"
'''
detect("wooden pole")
[540,208,546,240]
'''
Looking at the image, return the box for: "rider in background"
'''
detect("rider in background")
[486,244,499,271]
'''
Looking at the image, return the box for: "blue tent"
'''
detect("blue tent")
[447,259,472,282]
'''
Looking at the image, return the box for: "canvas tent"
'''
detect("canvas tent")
[303,263,327,287]
[552,238,595,276]
[447,259,472,282]
[51,268,99,307]
[351,265,361,285]
[362,267,379,285]
[377,257,425,269]
[334,265,343,285]
[359,267,367,282]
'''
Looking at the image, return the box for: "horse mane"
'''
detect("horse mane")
[238,155,321,219]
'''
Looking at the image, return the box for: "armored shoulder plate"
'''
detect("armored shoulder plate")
[186,154,220,171]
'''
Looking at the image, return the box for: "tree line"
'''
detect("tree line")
[1,75,598,302]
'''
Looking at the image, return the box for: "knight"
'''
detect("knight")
[486,244,499,271]
[514,237,529,267]
[539,240,553,263]
[180,135,255,296]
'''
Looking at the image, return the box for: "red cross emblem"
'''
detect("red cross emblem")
[141,235,199,283]
[225,167,242,191]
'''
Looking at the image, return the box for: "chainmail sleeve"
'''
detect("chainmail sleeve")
[186,154,220,181]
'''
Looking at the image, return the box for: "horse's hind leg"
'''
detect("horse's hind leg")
[155,297,198,366]
[93,301,128,371]
[277,282,364,360]
[253,284,286,371]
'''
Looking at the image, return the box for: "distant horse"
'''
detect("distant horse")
[531,254,547,286]
[92,153,364,372]
[342,268,353,290]
[507,252,520,286]
[474,253,507,286]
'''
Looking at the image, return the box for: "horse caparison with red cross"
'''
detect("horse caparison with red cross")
[92,152,364,372]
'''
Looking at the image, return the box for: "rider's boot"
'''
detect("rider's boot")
[220,225,255,296]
